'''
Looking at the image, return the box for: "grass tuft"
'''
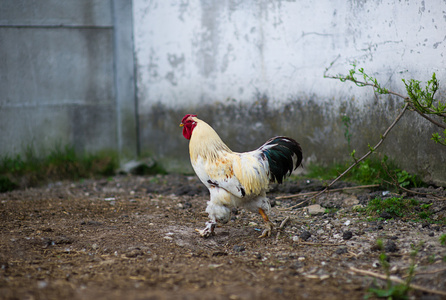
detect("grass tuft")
[356,196,442,224]
[0,145,119,192]
[305,156,423,189]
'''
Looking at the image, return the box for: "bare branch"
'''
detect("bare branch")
[286,103,409,210]
[349,267,446,297]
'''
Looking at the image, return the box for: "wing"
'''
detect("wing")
[232,150,270,196]
[192,153,246,198]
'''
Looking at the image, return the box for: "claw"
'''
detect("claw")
[195,221,216,238]
[259,221,274,238]
[258,208,274,238]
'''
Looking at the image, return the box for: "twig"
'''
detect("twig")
[349,266,446,297]
[285,103,409,210]
[347,250,359,257]
[402,267,446,278]
[407,103,446,129]
[276,184,379,200]
[243,268,258,278]
[279,216,290,229]
[275,216,290,240]
[380,161,445,199]
[382,179,446,200]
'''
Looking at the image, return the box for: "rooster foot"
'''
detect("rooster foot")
[195,221,216,238]
[259,221,274,238]
[258,208,274,238]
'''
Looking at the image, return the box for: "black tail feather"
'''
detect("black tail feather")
[260,136,303,184]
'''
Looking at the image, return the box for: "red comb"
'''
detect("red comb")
[181,114,197,123]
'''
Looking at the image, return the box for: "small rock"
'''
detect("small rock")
[342,231,353,240]
[342,196,359,207]
[335,247,348,255]
[379,211,393,220]
[125,248,144,258]
[80,220,103,226]
[385,241,399,253]
[431,224,440,231]
[343,220,351,226]
[233,245,245,252]
[306,204,325,216]
[299,231,312,241]
[37,281,48,289]
[208,264,224,269]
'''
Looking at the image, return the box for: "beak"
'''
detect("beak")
[179,123,184,127]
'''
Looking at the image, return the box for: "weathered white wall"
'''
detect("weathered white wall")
[133,0,446,184]
[133,0,445,108]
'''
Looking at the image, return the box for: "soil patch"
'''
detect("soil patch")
[1,175,445,299]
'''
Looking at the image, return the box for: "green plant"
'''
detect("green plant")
[363,196,438,223]
[366,242,417,299]
[0,145,120,191]
[305,156,421,189]
[325,63,446,148]
[300,63,446,204]
[0,175,19,193]
[402,73,446,145]
[440,234,446,246]
[324,208,339,214]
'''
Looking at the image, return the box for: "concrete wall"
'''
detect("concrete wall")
[133,0,446,185]
[0,0,137,159]
[1,1,445,185]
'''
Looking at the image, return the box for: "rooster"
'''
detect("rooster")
[180,114,303,238]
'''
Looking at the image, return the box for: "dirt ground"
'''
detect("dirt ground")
[1,174,445,300]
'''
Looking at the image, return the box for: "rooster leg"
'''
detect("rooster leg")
[195,221,216,238]
[258,208,274,238]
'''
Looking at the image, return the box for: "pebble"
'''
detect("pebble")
[233,245,245,252]
[343,196,359,207]
[335,247,348,255]
[299,231,312,241]
[37,281,48,289]
[379,211,393,220]
[342,231,353,240]
[306,204,326,216]
[385,241,399,253]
